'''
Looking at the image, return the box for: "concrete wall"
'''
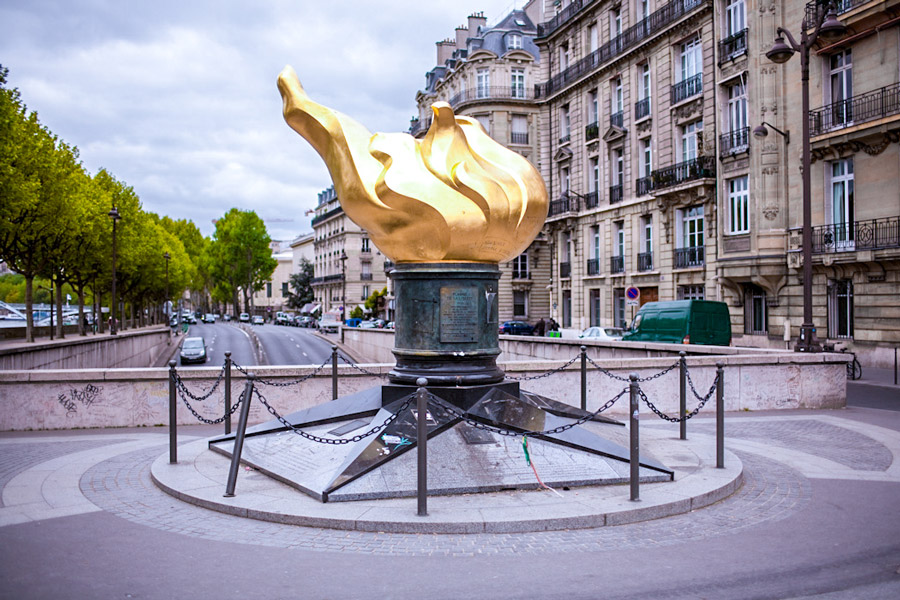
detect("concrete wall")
[0,327,174,371]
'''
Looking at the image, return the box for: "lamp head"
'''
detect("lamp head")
[818,11,847,42]
[766,35,794,64]
[108,206,121,221]
[164,251,170,261]
[753,125,769,138]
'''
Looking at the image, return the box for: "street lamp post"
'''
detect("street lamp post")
[764,3,846,352]
[340,250,348,324]
[39,283,54,341]
[108,206,121,335]
[164,252,171,327]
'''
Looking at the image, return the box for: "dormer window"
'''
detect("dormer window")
[508,33,523,49]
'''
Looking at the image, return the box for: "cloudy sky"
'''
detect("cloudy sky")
[1,0,525,242]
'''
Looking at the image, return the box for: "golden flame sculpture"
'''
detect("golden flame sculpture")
[278,66,548,263]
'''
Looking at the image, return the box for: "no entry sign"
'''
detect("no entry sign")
[626,286,640,307]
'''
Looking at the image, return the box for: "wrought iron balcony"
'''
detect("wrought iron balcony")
[585,121,599,141]
[636,176,653,196]
[559,133,571,145]
[311,206,344,226]
[447,85,535,108]
[809,82,900,136]
[360,273,373,281]
[408,118,431,137]
[510,131,529,145]
[584,191,599,209]
[811,217,900,253]
[586,258,600,276]
[674,246,705,268]
[637,251,653,271]
[311,273,345,285]
[536,0,586,38]
[671,73,703,105]
[610,255,625,274]
[512,269,531,279]
[559,261,571,278]
[718,28,747,64]
[635,97,651,120]
[804,0,864,27]
[548,194,579,216]
[650,156,715,190]
[719,127,749,157]
[609,185,623,204]
[610,110,624,129]
[536,0,707,98]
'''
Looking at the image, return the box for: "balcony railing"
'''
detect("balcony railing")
[512,269,530,279]
[610,255,625,274]
[408,118,432,136]
[718,28,748,64]
[811,217,900,253]
[674,246,705,268]
[650,156,715,190]
[609,184,623,204]
[559,133,571,144]
[610,110,624,128]
[804,0,865,27]
[536,0,706,98]
[510,131,529,145]
[311,206,344,226]
[560,261,571,278]
[809,82,900,136]
[311,273,345,285]
[549,194,579,216]
[720,127,749,157]
[635,97,651,120]
[447,85,535,108]
[585,121,599,141]
[586,258,600,276]
[636,176,653,196]
[584,191,599,209]
[360,273,373,281]
[638,251,653,271]
[671,73,703,105]
[536,0,587,38]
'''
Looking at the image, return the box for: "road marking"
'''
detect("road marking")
[302,352,308,357]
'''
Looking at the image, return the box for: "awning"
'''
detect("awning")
[301,303,321,315]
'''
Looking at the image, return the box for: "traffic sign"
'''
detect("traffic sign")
[626,286,640,307]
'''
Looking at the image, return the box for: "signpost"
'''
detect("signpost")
[626,287,640,326]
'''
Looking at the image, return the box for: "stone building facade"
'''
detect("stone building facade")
[411,2,552,326]
[310,186,389,320]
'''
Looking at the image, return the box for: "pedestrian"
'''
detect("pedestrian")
[549,318,559,332]
[534,318,546,336]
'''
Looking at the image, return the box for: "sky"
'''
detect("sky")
[1,0,527,242]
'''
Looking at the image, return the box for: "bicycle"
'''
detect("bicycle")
[823,343,862,380]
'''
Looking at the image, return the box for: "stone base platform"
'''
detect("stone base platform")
[151,423,743,534]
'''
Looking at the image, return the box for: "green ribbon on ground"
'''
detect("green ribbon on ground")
[522,434,531,466]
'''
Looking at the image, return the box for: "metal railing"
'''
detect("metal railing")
[560,261,571,278]
[536,0,587,38]
[511,269,530,279]
[609,184,623,204]
[311,206,343,226]
[811,217,900,253]
[586,257,600,276]
[805,0,866,25]
[610,255,625,273]
[650,156,715,190]
[635,97,651,120]
[610,110,624,128]
[585,121,599,141]
[408,118,432,136]
[584,190,599,209]
[671,73,703,105]
[559,133,571,144]
[549,194,579,216]
[718,28,747,64]
[447,85,535,107]
[636,176,653,196]
[510,131,529,145]
[360,273,373,281]
[674,245,705,268]
[809,82,900,136]
[719,127,749,157]
[638,251,654,271]
[311,273,344,285]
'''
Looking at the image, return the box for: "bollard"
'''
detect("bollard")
[679,351,687,440]
[894,347,897,386]
[716,361,725,469]
[168,361,177,464]
[224,374,255,497]
[629,373,640,502]
[580,345,587,412]
[331,345,339,401]
[224,351,232,435]
[416,378,429,517]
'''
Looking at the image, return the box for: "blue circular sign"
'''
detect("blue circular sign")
[626,287,640,300]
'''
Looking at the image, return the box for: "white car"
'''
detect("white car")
[251,315,264,325]
[239,313,250,322]
[579,326,625,341]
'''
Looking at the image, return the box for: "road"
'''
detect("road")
[176,321,334,368]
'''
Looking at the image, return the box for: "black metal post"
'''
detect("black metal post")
[108,207,120,335]
[894,347,897,385]
[580,345,587,411]
[679,351,687,440]
[224,351,232,434]
[331,345,339,400]
[224,374,255,497]
[416,377,429,517]
[716,361,725,469]
[168,360,177,463]
[629,373,640,501]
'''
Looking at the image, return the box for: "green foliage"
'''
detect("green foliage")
[364,287,388,316]
[349,305,364,319]
[286,258,314,309]
[207,208,277,314]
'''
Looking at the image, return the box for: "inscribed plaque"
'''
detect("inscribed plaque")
[440,286,478,342]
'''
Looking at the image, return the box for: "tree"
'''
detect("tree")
[285,258,314,309]
[364,287,388,319]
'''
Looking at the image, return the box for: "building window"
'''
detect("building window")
[560,165,570,195]
[590,289,601,326]
[266,282,272,298]
[362,284,369,301]
[639,215,653,271]
[678,285,706,300]
[475,114,491,135]
[829,48,852,127]
[611,8,622,39]
[562,289,572,327]
[589,157,600,194]
[511,114,528,145]
[361,261,372,281]
[508,33,522,50]
[613,288,626,328]
[640,0,650,21]
[477,68,490,98]
[559,43,570,71]
[588,23,599,52]
[726,81,747,146]
[828,158,854,250]
[743,284,767,335]
[728,175,749,234]
[681,120,703,161]
[828,279,853,338]
[591,225,601,260]
[511,68,525,98]
[281,282,288,297]
[560,104,571,141]
[361,237,370,252]
[513,290,528,317]
[681,36,702,81]
[726,0,746,37]
[642,138,652,176]
[612,220,625,273]
[675,206,705,267]
[589,89,599,124]
[512,253,529,279]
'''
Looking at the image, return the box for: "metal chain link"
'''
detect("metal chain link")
[425,388,628,437]
[504,355,581,381]
[337,352,389,379]
[251,387,415,444]
[685,366,719,402]
[585,354,679,382]
[637,372,719,423]
[231,355,331,387]
[177,381,244,425]
[172,367,226,402]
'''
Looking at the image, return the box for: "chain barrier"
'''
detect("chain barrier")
[504,355,581,381]
[172,366,226,402]
[425,388,628,437]
[685,366,720,402]
[637,372,719,423]
[584,354,679,382]
[231,355,331,387]
[251,386,415,444]
[177,379,245,425]
[337,352,390,379]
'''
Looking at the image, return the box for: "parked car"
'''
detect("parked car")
[359,320,379,329]
[499,321,534,336]
[239,312,250,323]
[179,336,208,365]
[385,321,395,329]
[201,313,216,323]
[251,315,264,325]
[319,310,342,333]
[622,300,732,345]
[223,314,232,322]
[295,315,314,328]
[579,326,625,341]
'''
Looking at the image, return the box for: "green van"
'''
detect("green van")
[622,300,732,346]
